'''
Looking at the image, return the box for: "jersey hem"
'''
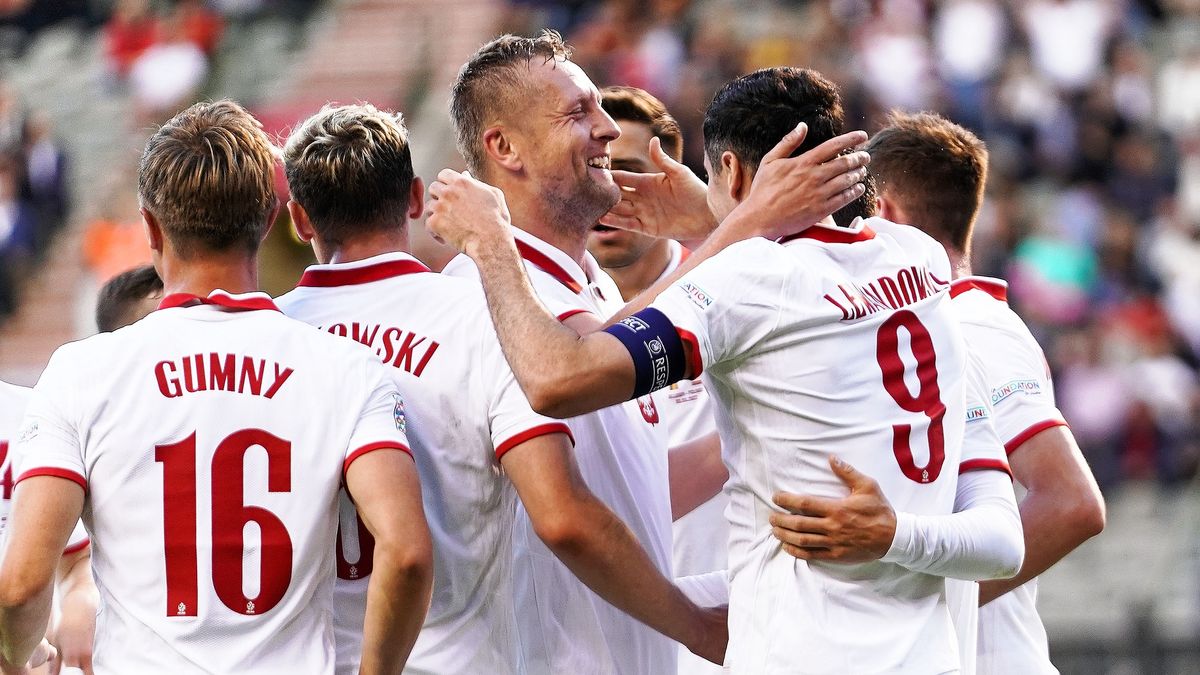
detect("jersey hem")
[556,309,591,323]
[959,458,1014,480]
[1004,419,1069,456]
[343,442,414,476]
[494,423,574,460]
[15,467,87,492]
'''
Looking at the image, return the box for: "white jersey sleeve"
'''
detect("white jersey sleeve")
[960,351,1013,477]
[485,331,574,458]
[967,321,1066,454]
[343,363,413,473]
[648,238,788,375]
[13,347,88,490]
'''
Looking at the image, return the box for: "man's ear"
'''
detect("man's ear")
[408,176,425,220]
[483,126,523,174]
[288,199,315,243]
[261,197,281,243]
[877,194,904,224]
[141,206,164,254]
[722,151,748,203]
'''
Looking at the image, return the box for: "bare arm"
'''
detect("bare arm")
[0,477,83,672]
[49,545,97,675]
[502,433,727,665]
[978,426,1104,605]
[669,431,727,521]
[346,451,433,675]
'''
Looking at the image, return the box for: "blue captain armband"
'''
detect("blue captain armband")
[603,308,688,398]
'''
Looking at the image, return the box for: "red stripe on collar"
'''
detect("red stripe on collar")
[157,292,281,313]
[297,259,431,287]
[949,278,1008,302]
[515,240,584,294]
[778,224,877,245]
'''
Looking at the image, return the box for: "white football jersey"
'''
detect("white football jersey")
[445,227,676,675]
[277,252,573,675]
[13,291,410,675]
[648,243,726,675]
[950,276,1066,675]
[649,218,969,674]
[0,381,89,554]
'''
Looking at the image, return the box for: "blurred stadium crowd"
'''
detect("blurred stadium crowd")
[0,0,1197,484]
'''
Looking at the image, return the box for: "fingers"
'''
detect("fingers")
[814,151,871,185]
[805,130,869,165]
[772,527,831,550]
[768,511,829,535]
[760,122,809,165]
[828,455,880,493]
[772,490,833,517]
[611,168,661,192]
[822,182,867,218]
[597,211,644,232]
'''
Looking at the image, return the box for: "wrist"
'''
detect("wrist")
[880,510,915,565]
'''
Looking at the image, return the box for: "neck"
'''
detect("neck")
[504,184,591,265]
[324,228,410,265]
[160,252,259,298]
[606,239,674,302]
[946,247,972,280]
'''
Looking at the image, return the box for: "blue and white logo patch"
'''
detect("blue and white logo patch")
[991,379,1042,406]
[17,421,37,443]
[680,282,714,311]
[392,393,407,433]
[965,405,989,422]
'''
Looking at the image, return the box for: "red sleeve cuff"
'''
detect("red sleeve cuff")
[1004,420,1068,456]
[62,539,90,556]
[556,309,591,323]
[495,423,574,460]
[959,458,1014,480]
[15,467,87,493]
[343,442,413,476]
[676,328,703,377]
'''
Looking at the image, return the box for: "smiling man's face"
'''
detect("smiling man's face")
[587,119,661,268]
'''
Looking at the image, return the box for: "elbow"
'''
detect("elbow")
[375,537,434,589]
[993,539,1025,580]
[532,507,591,557]
[526,379,581,419]
[0,572,47,611]
[1069,490,1106,541]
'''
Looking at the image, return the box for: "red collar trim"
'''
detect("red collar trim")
[515,240,584,294]
[950,277,1008,302]
[297,259,431,287]
[778,224,876,245]
[158,291,281,313]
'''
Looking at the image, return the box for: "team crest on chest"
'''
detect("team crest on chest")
[638,395,660,425]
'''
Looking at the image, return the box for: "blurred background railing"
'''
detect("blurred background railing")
[0,1,1194,671]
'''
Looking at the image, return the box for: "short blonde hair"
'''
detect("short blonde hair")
[283,103,415,246]
[138,100,278,257]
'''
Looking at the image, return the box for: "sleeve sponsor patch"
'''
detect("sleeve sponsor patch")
[965,405,989,423]
[991,379,1043,406]
[392,393,407,433]
[679,282,714,311]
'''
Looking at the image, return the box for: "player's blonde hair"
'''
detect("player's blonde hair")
[283,103,415,247]
[138,100,278,257]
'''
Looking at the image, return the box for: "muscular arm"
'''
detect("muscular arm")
[0,477,83,671]
[502,432,727,664]
[668,431,727,521]
[346,451,433,675]
[978,426,1104,605]
[50,545,97,674]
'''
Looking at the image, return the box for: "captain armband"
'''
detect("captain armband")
[602,308,688,398]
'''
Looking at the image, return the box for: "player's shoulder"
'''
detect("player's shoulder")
[0,379,31,409]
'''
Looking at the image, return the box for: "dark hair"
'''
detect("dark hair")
[865,111,988,254]
[138,100,277,258]
[601,86,683,162]
[96,264,163,332]
[451,30,572,176]
[833,160,878,226]
[283,104,415,247]
[703,67,843,176]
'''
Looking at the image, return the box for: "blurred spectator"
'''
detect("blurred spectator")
[103,0,159,79]
[1020,0,1116,92]
[82,181,152,286]
[0,156,36,321]
[176,0,224,55]
[21,111,68,251]
[129,14,209,120]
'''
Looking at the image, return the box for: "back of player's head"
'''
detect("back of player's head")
[601,86,683,162]
[283,104,415,247]
[138,100,278,258]
[451,30,572,176]
[865,111,988,255]
[96,264,164,332]
[703,67,843,176]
